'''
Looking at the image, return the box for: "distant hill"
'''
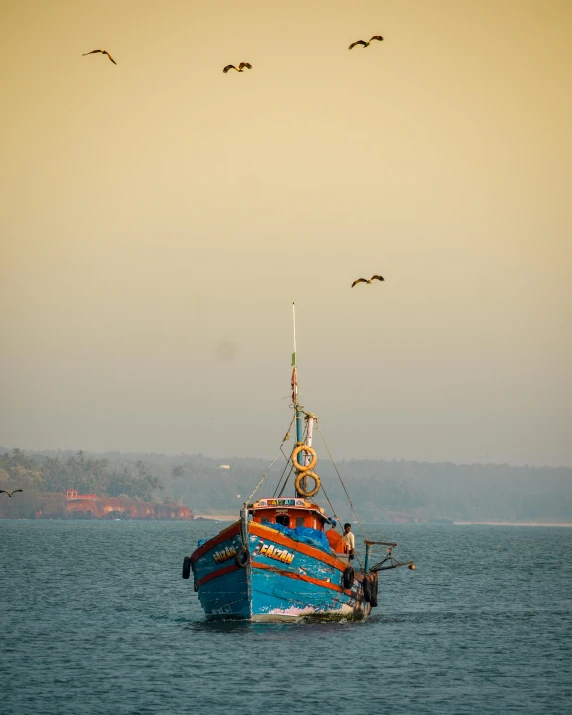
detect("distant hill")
[1,447,571,523]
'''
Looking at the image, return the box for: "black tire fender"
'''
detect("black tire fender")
[235,547,250,568]
[370,574,379,608]
[362,574,372,603]
[182,555,192,580]
[343,566,355,590]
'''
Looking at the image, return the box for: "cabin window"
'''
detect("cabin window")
[296,517,305,528]
[276,514,290,527]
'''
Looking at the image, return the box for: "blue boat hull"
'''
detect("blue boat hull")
[190,521,370,622]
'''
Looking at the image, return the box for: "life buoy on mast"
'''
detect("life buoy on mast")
[291,444,317,472]
[294,471,321,498]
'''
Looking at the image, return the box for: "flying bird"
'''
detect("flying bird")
[82,49,117,65]
[351,275,385,288]
[348,36,384,50]
[223,63,252,73]
[0,490,23,497]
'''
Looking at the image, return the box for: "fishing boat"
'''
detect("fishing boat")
[182,305,415,621]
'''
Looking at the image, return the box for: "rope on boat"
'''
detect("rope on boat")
[315,422,369,544]
[254,409,367,569]
[245,415,295,505]
[277,463,295,497]
[273,450,293,497]
[369,546,415,572]
[318,480,341,527]
[316,480,364,569]
[274,412,309,497]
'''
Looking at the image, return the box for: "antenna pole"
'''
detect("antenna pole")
[292,302,297,367]
[291,303,305,472]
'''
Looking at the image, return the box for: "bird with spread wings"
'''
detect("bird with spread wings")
[223,63,252,73]
[0,490,23,497]
[351,275,385,288]
[349,36,384,50]
[82,49,117,65]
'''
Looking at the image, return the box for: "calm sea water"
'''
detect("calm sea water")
[1,520,571,714]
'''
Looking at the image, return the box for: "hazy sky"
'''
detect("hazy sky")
[1,0,571,466]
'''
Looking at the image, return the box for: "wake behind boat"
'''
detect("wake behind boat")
[182,305,415,622]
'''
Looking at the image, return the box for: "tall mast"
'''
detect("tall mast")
[291,303,305,468]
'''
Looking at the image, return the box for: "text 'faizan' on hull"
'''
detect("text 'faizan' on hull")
[258,542,295,564]
[212,545,237,564]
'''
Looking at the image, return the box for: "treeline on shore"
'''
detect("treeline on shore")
[1,447,571,523]
[0,449,163,500]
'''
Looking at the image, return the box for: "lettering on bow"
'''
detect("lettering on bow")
[258,542,295,565]
[212,545,237,564]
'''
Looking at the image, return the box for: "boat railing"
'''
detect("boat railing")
[363,540,415,573]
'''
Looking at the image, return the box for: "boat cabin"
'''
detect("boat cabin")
[248,497,330,529]
[248,497,348,557]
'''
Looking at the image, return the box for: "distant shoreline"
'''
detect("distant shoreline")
[192,516,572,527]
[453,521,572,528]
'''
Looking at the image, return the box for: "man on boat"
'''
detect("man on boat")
[342,523,355,561]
